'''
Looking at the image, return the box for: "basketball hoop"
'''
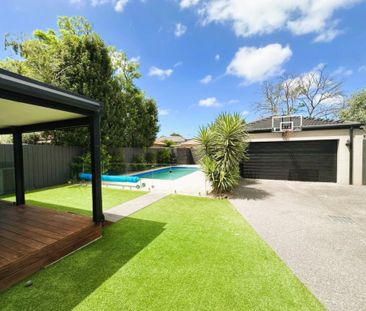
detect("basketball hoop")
[272,115,302,136]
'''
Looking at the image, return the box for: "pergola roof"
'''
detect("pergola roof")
[0,68,104,224]
[0,68,101,134]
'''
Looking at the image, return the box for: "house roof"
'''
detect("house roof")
[156,135,186,143]
[152,140,166,146]
[179,139,200,147]
[248,116,362,133]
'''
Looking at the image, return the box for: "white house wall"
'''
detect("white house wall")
[249,129,365,185]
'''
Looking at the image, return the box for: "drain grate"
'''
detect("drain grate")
[328,215,354,224]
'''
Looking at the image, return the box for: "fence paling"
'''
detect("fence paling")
[0,144,83,194]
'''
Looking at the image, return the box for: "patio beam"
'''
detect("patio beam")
[0,117,90,135]
[12,131,25,205]
[90,113,104,224]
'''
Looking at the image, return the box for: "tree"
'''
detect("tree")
[340,89,366,124]
[1,16,159,148]
[163,140,175,147]
[257,66,345,119]
[196,113,249,195]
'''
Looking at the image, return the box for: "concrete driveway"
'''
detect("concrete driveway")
[230,179,366,311]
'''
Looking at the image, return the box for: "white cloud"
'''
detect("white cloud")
[175,23,187,37]
[148,66,173,79]
[358,65,366,72]
[69,0,85,6]
[180,0,200,9]
[332,66,353,77]
[159,109,170,116]
[198,97,220,107]
[74,0,129,12]
[186,0,361,42]
[228,99,239,105]
[129,56,141,63]
[200,75,213,84]
[313,21,344,42]
[226,43,292,84]
[114,0,128,12]
[240,110,249,117]
[91,0,108,5]
[174,61,183,67]
[215,54,220,61]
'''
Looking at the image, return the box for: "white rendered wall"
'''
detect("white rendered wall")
[248,129,365,185]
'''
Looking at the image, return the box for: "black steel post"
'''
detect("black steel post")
[12,130,25,205]
[90,113,104,223]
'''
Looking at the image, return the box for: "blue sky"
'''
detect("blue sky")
[1,0,366,138]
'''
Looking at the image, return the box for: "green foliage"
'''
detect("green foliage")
[157,148,172,164]
[80,147,112,174]
[0,135,12,144]
[145,151,157,164]
[340,89,366,124]
[131,153,146,171]
[1,16,159,148]
[70,146,111,179]
[109,152,126,175]
[197,113,249,194]
[163,139,175,147]
[23,133,41,144]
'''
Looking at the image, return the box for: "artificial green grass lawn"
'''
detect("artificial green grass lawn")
[1,184,146,216]
[1,195,324,311]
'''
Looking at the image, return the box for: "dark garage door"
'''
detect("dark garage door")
[241,140,338,182]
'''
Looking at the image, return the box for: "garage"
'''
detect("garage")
[241,140,338,182]
[242,116,365,185]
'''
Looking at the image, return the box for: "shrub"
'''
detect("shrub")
[157,148,171,164]
[196,113,248,194]
[131,153,146,171]
[145,151,157,164]
[163,139,175,147]
[109,152,126,174]
[71,146,111,181]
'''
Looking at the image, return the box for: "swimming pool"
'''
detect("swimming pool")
[132,166,198,180]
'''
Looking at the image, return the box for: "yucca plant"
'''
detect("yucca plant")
[196,113,249,195]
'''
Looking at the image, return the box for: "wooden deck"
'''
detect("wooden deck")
[0,200,102,291]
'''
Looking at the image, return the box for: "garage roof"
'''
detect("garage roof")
[0,68,101,134]
[248,116,363,133]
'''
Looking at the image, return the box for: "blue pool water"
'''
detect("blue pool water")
[132,166,198,180]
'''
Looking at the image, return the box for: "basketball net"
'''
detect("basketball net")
[282,129,291,141]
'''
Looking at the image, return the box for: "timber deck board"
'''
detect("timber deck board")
[0,201,101,291]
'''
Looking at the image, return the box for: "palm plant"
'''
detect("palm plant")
[196,113,249,194]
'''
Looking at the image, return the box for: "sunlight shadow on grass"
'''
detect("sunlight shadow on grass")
[1,216,166,311]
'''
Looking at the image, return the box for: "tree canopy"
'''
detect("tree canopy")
[0,16,159,148]
[340,89,366,124]
[257,66,345,119]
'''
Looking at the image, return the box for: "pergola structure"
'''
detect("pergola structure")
[0,68,104,223]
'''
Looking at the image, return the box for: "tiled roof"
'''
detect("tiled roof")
[248,116,361,132]
[156,135,186,143]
